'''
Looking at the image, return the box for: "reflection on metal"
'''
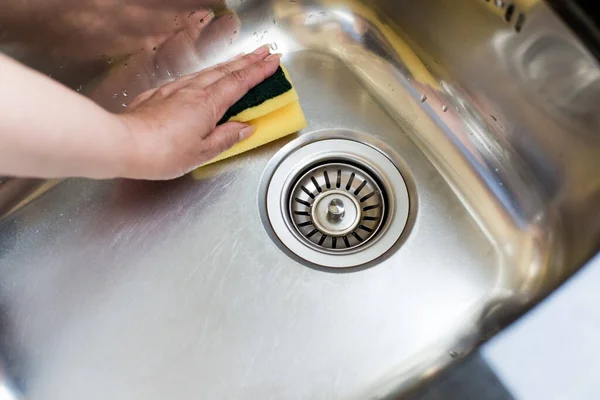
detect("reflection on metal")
[0,0,599,399]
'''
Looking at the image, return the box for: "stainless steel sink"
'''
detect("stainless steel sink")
[1,0,599,399]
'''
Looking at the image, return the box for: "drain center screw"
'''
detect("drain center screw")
[327,199,345,222]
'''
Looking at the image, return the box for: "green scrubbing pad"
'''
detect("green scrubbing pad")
[218,66,298,124]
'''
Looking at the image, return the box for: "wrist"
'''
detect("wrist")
[115,113,166,180]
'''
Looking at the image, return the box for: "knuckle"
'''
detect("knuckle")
[223,131,238,149]
[257,61,270,77]
[215,65,232,77]
[231,69,247,83]
[241,53,255,64]
[217,134,237,154]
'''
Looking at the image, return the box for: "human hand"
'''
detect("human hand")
[119,45,281,180]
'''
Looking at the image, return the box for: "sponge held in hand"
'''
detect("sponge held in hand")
[218,65,299,124]
[205,100,306,166]
[201,63,307,167]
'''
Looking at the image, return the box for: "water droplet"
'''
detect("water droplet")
[450,351,458,358]
[76,85,83,92]
[442,105,448,112]
[167,70,172,76]
[152,47,157,52]
[121,103,127,108]
[136,73,141,77]
[270,42,278,51]
[495,168,499,172]
[122,89,128,97]
[107,58,114,64]
[420,94,427,103]
[112,93,119,99]
[124,63,128,68]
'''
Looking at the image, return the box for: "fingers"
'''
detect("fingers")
[194,45,271,87]
[155,51,244,90]
[200,53,282,122]
[131,45,275,106]
[200,122,255,161]
[156,44,271,94]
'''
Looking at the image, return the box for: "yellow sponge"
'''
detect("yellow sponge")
[204,100,306,165]
[200,64,307,167]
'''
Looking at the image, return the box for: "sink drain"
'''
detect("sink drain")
[289,162,386,251]
[260,133,411,268]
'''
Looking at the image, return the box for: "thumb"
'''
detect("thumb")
[202,122,255,160]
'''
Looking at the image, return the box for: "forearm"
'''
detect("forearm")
[0,53,136,179]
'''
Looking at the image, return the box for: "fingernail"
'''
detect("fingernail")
[239,125,256,140]
[253,45,270,56]
[265,53,282,62]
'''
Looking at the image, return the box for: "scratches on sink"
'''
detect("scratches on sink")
[241,334,265,388]
[18,312,31,346]
[285,269,308,300]
[183,233,230,283]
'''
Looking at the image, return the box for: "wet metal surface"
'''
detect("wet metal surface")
[1,0,599,398]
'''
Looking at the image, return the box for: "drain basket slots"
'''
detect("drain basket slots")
[261,133,412,269]
[289,160,387,252]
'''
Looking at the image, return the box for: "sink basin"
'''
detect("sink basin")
[1,0,599,399]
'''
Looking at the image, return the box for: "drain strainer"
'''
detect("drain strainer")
[289,162,385,251]
[260,134,411,268]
